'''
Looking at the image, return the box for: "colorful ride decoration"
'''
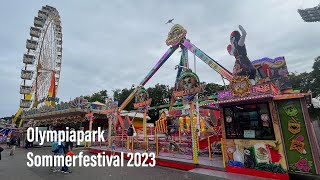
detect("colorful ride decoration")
[102,99,119,147]
[134,87,151,110]
[178,116,191,133]
[118,23,233,112]
[252,56,292,92]
[22,96,89,117]
[173,70,204,164]
[219,64,320,179]
[166,24,187,46]
[22,96,89,127]
[155,111,167,133]
[133,87,151,150]
[227,25,256,81]
[276,99,317,174]
[174,69,204,101]
[229,76,252,97]
[218,81,279,103]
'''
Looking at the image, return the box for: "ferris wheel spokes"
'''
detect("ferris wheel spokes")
[19,5,62,109]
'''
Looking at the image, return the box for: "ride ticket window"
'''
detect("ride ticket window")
[224,103,275,140]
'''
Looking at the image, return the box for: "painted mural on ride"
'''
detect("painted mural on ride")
[277,99,316,174]
[219,26,289,177]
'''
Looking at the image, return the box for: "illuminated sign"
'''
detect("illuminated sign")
[134,99,152,109]
[166,24,187,46]
[218,82,277,100]
[173,86,204,97]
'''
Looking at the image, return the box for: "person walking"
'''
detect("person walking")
[0,145,3,160]
[61,136,73,173]
[111,139,116,156]
[51,140,60,172]
[6,136,10,148]
[25,138,29,149]
[9,136,17,156]
[61,141,73,174]
[17,136,21,148]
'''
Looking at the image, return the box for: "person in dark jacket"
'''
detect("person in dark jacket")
[61,128,74,173]
[0,146,3,160]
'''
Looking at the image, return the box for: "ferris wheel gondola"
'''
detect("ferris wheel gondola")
[19,5,62,109]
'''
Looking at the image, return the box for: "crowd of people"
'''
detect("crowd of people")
[0,128,74,175]
[0,134,19,160]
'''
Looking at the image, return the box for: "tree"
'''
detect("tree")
[203,82,224,96]
[147,84,171,107]
[310,56,320,97]
[112,85,135,111]
[288,72,312,93]
[84,90,108,103]
[146,84,172,121]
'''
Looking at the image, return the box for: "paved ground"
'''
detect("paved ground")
[0,146,227,180]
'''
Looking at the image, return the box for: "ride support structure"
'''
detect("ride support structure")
[118,24,233,112]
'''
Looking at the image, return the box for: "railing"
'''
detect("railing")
[87,132,222,162]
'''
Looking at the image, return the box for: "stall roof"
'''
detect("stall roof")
[120,111,151,120]
[92,101,106,106]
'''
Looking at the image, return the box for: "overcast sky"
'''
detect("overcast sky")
[1,0,319,117]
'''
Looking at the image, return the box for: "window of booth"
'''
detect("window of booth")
[224,103,275,140]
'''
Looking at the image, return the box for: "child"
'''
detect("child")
[51,141,60,172]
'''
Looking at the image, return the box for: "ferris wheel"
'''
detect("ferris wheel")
[20,5,62,109]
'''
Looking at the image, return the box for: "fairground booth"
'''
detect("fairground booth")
[218,57,320,179]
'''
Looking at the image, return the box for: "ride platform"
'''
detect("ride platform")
[87,146,224,171]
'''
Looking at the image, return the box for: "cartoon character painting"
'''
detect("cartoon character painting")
[244,147,255,168]
[252,57,292,91]
[227,25,256,83]
[283,101,299,118]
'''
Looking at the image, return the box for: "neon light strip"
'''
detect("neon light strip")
[217,94,274,104]
[118,46,178,111]
[273,93,305,100]
[182,39,233,81]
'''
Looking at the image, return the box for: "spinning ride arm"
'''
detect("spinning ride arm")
[118,45,178,112]
[181,39,233,82]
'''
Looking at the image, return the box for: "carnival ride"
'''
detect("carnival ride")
[12,5,63,127]
[99,24,232,163]
[0,126,17,143]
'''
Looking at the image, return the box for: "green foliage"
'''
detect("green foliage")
[203,82,224,96]
[310,56,320,97]
[288,72,312,93]
[83,90,108,103]
[147,84,172,107]
[287,57,320,120]
[112,85,135,111]
[255,162,285,174]
[288,56,320,96]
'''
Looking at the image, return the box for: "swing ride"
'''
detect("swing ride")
[87,24,320,179]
